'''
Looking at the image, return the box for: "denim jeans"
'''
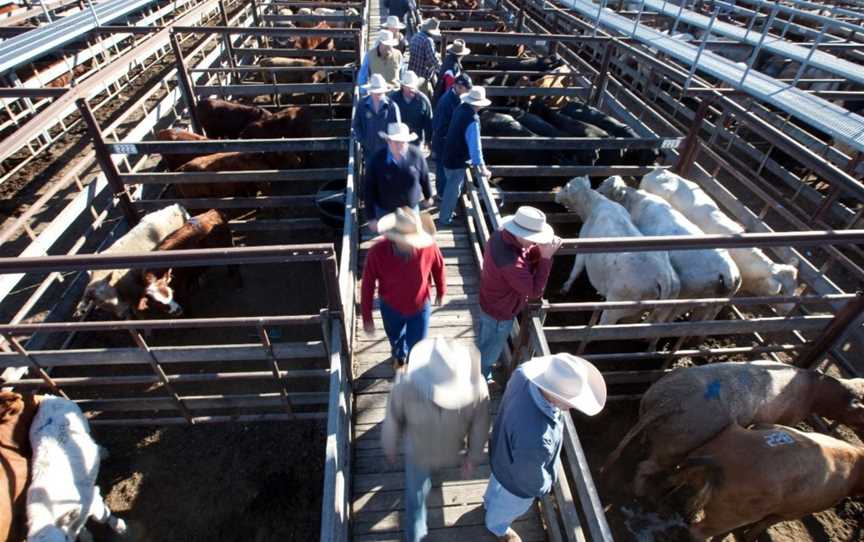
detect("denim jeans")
[483,473,535,536]
[475,310,514,380]
[434,157,447,198]
[404,447,432,542]
[439,167,467,225]
[379,299,431,362]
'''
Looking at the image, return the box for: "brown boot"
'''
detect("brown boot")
[497,528,522,542]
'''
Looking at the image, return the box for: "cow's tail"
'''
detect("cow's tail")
[664,457,722,522]
[601,407,668,487]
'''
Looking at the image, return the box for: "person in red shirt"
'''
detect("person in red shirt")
[477,206,562,384]
[362,207,446,368]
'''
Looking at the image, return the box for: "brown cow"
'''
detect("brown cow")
[138,210,239,315]
[0,392,43,542]
[257,57,323,84]
[195,98,272,139]
[294,21,334,51]
[668,424,864,541]
[175,152,295,200]
[155,128,208,170]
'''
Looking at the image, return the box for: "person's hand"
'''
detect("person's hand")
[461,457,474,479]
[434,295,444,306]
[368,219,378,233]
[538,235,563,259]
[363,320,375,337]
[422,144,431,158]
[480,166,492,180]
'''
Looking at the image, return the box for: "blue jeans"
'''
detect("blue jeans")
[483,473,535,536]
[380,300,431,362]
[435,157,447,198]
[404,447,432,542]
[439,167,467,224]
[476,310,514,380]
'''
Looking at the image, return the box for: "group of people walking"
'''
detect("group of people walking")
[354,9,609,542]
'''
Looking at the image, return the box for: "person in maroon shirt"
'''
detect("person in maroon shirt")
[362,207,446,368]
[477,207,562,383]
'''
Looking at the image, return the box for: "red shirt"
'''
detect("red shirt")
[479,229,553,321]
[361,239,446,322]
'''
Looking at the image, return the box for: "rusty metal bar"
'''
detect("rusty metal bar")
[74,98,140,226]
[673,96,715,177]
[256,323,295,417]
[2,334,68,398]
[129,329,194,424]
[169,30,203,134]
[795,291,864,368]
[589,40,615,107]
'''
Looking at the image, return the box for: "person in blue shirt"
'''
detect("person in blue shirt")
[485,354,606,541]
[431,73,472,199]
[365,122,433,232]
[439,86,492,226]
[353,74,400,164]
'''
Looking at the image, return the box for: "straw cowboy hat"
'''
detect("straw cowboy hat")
[381,15,406,29]
[419,18,441,36]
[446,39,471,55]
[377,207,436,248]
[521,353,607,416]
[460,86,492,107]
[399,70,424,90]
[406,337,483,409]
[374,29,399,47]
[501,206,554,244]
[378,122,419,143]
[362,73,391,94]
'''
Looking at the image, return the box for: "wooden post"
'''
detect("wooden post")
[169,30,204,135]
[795,291,864,368]
[673,96,715,177]
[75,98,140,226]
[129,329,194,423]
[588,41,614,107]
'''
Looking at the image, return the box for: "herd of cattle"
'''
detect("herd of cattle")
[554,168,799,325]
[603,360,864,540]
[0,393,127,541]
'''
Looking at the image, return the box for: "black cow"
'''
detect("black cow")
[529,101,615,165]
[561,101,659,166]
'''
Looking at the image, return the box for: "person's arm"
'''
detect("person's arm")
[500,254,553,299]
[360,246,379,325]
[364,158,380,219]
[423,97,434,144]
[466,391,491,464]
[380,383,405,463]
[430,244,446,302]
[429,38,442,72]
[352,101,364,144]
[357,53,371,89]
[465,120,485,166]
[509,447,553,497]
[418,153,432,200]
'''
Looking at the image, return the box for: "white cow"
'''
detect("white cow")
[555,177,681,325]
[76,204,190,319]
[597,176,742,320]
[27,396,126,542]
[640,168,799,313]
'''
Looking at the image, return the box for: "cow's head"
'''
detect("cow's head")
[767,259,800,314]
[80,277,132,319]
[139,270,182,316]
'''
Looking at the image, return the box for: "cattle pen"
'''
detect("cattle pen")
[0,0,860,539]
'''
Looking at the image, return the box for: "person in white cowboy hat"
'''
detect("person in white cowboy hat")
[352,73,400,164]
[433,38,471,102]
[476,207,562,383]
[358,29,404,91]
[389,70,433,149]
[484,353,607,542]
[408,18,441,96]
[438,86,493,226]
[381,337,490,542]
[380,15,408,51]
[364,122,433,232]
[361,207,445,368]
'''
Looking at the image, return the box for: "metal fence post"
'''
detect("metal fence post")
[739,1,778,87]
[589,41,615,107]
[673,96,716,177]
[169,30,204,135]
[75,98,140,226]
[795,291,864,368]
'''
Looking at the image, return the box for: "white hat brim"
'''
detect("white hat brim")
[521,356,606,416]
[425,28,442,36]
[363,84,390,93]
[381,20,406,28]
[376,38,400,46]
[377,131,418,142]
[447,45,471,55]
[406,339,481,409]
[377,212,433,248]
[500,215,553,243]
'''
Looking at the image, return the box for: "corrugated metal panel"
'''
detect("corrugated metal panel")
[0,0,158,75]
[559,0,864,153]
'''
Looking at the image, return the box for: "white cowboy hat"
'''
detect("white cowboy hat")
[399,70,424,90]
[500,206,554,244]
[362,73,391,94]
[374,29,399,47]
[406,337,483,409]
[446,39,471,55]
[460,86,492,107]
[381,15,406,29]
[521,353,607,415]
[378,122,419,143]
[420,18,441,37]
[377,207,435,248]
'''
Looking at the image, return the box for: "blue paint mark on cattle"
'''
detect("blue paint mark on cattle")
[704,380,722,400]
[736,370,754,387]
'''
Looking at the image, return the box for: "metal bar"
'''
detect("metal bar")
[74,98,139,226]
[194,82,355,95]
[481,136,683,150]
[673,96,715,176]
[170,30,203,134]
[0,314,322,334]
[257,323,295,416]
[2,334,68,398]
[795,291,864,368]
[544,293,855,311]
[108,137,349,154]
[0,87,69,98]
[173,24,358,37]
[130,329,194,424]
[121,168,346,184]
